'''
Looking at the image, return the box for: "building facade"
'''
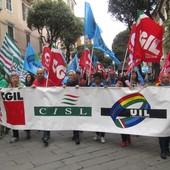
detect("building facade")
[0,0,76,56]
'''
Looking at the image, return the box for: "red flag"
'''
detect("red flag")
[127,23,136,55]
[79,48,94,74]
[96,62,107,78]
[126,54,142,74]
[48,49,66,86]
[156,51,170,84]
[134,11,163,62]
[126,23,142,73]
[41,47,52,72]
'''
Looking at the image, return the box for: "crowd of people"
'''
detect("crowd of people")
[0,68,169,159]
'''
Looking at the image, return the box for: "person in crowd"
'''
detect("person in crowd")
[31,68,54,146]
[106,71,117,87]
[90,72,106,143]
[157,72,170,159]
[63,70,80,145]
[9,72,25,143]
[24,73,35,139]
[114,77,131,147]
[125,71,143,88]
[0,71,9,138]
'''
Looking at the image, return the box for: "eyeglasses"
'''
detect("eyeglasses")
[37,73,43,75]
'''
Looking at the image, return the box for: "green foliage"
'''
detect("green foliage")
[112,29,129,62]
[108,0,160,28]
[163,18,170,53]
[27,0,83,47]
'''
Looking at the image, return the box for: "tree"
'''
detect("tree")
[108,0,162,29]
[112,29,129,62]
[27,0,83,49]
[60,17,84,62]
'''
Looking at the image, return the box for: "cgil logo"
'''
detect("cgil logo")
[1,92,23,101]
[1,92,25,125]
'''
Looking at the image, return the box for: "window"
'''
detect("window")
[22,3,28,21]
[26,33,30,46]
[8,25,14,39]
[6,0,12,11]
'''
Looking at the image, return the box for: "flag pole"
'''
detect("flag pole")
[121,47,128,76]
[88,46,94,85]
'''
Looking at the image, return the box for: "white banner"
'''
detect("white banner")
[0,87,170,137]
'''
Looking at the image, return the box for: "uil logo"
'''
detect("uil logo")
[109,93,151,128]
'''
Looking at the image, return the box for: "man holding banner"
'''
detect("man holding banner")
[158,73,170,159]
[31,68,54,146]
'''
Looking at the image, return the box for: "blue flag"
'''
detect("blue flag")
[93,25,121,64]
[93,54,98,67]
[67,53,80,73]
[24,43,43,75]
[134,67,145,85]
[84,2,96,39]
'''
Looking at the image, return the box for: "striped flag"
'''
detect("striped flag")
[0,33,27,81]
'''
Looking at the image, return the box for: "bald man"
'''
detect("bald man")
[158,73,170,159]
[32,68,54,146]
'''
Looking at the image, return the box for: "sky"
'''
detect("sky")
[74,0,126,49]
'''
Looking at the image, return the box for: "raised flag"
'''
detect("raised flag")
[24,43,43,75]
[48,48,66,86]
[96,62,107,78]
[134,10,163,62]
[156,51,170,84]
[84,2,96,39]
[93,25,121,64]
[67,53,80,72]
[126,23,142,73]
[41,46,52,72]
[79,48,94,74]
[126,54,142,74]
[0,33,27,81]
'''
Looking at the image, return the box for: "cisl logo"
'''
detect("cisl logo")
[34,94,92,117]
[1,92,25,125]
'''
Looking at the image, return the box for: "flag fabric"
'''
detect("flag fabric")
[24,43,43,75]
[133,66,145,85]
[134,10,163,63]
[93,25,121,64]
[48,48,66,86]
[79,48,94,74]
[67,53,80,72]
[126,23,142,73]
[93,54,98,67]
[96,62,107,78]
[156,51,170,84]
[0,33,27,81]
[84,2,96,39]
[41,46,52,72]
[126,54,142,74]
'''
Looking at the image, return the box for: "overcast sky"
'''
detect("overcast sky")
[74,0,126,48]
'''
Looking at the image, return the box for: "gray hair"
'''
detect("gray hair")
[10,72,19,78]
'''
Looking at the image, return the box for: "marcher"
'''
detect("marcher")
[90,72,106,143]
[9,72,25,143]
[125,71,143,88]
[157,72,170,159]
[0,71,9,139]
[24,73,35,139]
[63,70,80,144]
[31,68,54,146]
[114,77,131,147]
